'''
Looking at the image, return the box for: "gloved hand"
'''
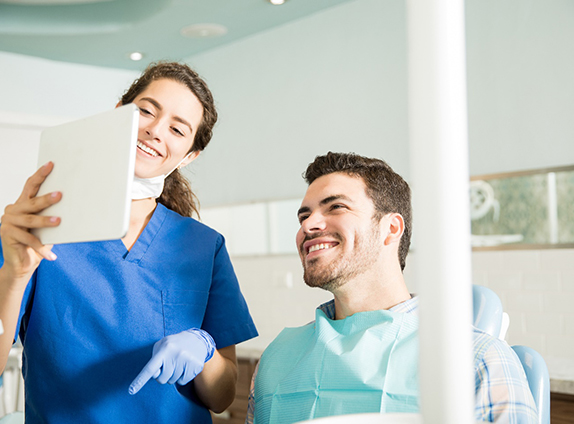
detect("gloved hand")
[129,328,216,395]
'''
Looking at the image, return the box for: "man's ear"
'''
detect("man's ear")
[179,151,200,169]
[383,213,404,246]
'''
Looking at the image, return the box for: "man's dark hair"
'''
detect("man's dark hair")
[304,152,412,271]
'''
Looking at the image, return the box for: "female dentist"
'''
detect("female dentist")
[0,62,257,423]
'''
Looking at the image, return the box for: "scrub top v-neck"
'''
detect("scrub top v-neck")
[3,203,257,424]
[108,201,168,263]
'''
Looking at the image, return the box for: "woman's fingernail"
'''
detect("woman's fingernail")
[48,252,57,261]
[51,192,59,198]
[49,217,59,223]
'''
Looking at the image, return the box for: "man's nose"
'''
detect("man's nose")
[301,211,326,234]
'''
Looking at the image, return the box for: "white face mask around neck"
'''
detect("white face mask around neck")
[131,152,194,200]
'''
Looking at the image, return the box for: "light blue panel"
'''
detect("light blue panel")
[200,207,233,244]
[229,203,269,256]
[202,203,269,256]
[268,199,301,255]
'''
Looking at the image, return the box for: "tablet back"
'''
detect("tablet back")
[33,104,139,245]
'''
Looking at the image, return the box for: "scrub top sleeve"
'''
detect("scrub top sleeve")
[201,235,257,349]
[0,235,36,343]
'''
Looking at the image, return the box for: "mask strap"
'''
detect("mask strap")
[165,151,194,179]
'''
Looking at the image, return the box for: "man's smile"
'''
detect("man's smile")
[302,238,340,259]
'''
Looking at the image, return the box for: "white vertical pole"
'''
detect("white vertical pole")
[547,172,558,244]
[406,1,474,424]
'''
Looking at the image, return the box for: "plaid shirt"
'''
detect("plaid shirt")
[245,296,538,423]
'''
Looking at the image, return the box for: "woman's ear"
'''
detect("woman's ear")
[179,151,200,169]
[383,213,405,246]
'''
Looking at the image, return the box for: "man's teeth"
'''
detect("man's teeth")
[308,243,334,254]
[137,141,159,157]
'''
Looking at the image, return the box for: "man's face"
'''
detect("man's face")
[296,172,383,291]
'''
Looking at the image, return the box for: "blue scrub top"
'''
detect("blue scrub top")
[0,203,258,423]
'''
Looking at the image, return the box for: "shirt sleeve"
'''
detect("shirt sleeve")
[245,361,259,424]
[474,337,538,423]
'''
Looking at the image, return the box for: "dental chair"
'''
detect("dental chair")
[472,284,509,339]
[510,346,550,424]
[472,285,550,424]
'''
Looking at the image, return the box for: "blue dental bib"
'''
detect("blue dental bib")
[254,307,420,424]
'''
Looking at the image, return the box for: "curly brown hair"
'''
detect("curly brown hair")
[120,61,218,218]
[303,152,412,271]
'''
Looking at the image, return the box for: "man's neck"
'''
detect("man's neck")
[331,266,412,320]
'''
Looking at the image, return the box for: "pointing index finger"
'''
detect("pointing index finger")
[129,355,163,395]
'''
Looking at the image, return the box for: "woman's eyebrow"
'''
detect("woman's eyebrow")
[173,116,193,133]
[139,97,193,133]
[139,97,162,110]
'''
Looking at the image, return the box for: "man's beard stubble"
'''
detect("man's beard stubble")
[302,222,381,292]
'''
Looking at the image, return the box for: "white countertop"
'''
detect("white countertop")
[547,357,574,395]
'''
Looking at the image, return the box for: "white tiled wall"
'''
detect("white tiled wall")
[233,248,574,386]
[472,249,574,382]
[232,251,418,353]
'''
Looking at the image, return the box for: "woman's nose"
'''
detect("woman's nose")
[142,119,163,140]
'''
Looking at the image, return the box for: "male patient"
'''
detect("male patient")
[247,152,537,423]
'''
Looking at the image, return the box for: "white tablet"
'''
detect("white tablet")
[32,104,139,245]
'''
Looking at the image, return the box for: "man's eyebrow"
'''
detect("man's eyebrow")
[297,194,352,217]
[297,206,311,217]
[319,194,352,206]
[139,97,194,133]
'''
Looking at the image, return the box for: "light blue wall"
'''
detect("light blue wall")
[0,51,138,119]
[186,0,574,207]
[466,0,574,176]
[186,0,408,207]
[1,0,573,208]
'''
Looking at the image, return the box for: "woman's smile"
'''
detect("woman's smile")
[137,140,161,158]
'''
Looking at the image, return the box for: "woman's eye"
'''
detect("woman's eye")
[172,127,184,136]
[139,107,152,116]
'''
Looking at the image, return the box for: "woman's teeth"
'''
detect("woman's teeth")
[137,141,159,157]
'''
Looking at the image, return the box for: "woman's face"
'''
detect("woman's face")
[132,78,204,179]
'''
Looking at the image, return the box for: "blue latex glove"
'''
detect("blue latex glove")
[129,328,216,395]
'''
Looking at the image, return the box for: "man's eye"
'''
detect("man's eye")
[331,204,345,210]
[298,215,309,224]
